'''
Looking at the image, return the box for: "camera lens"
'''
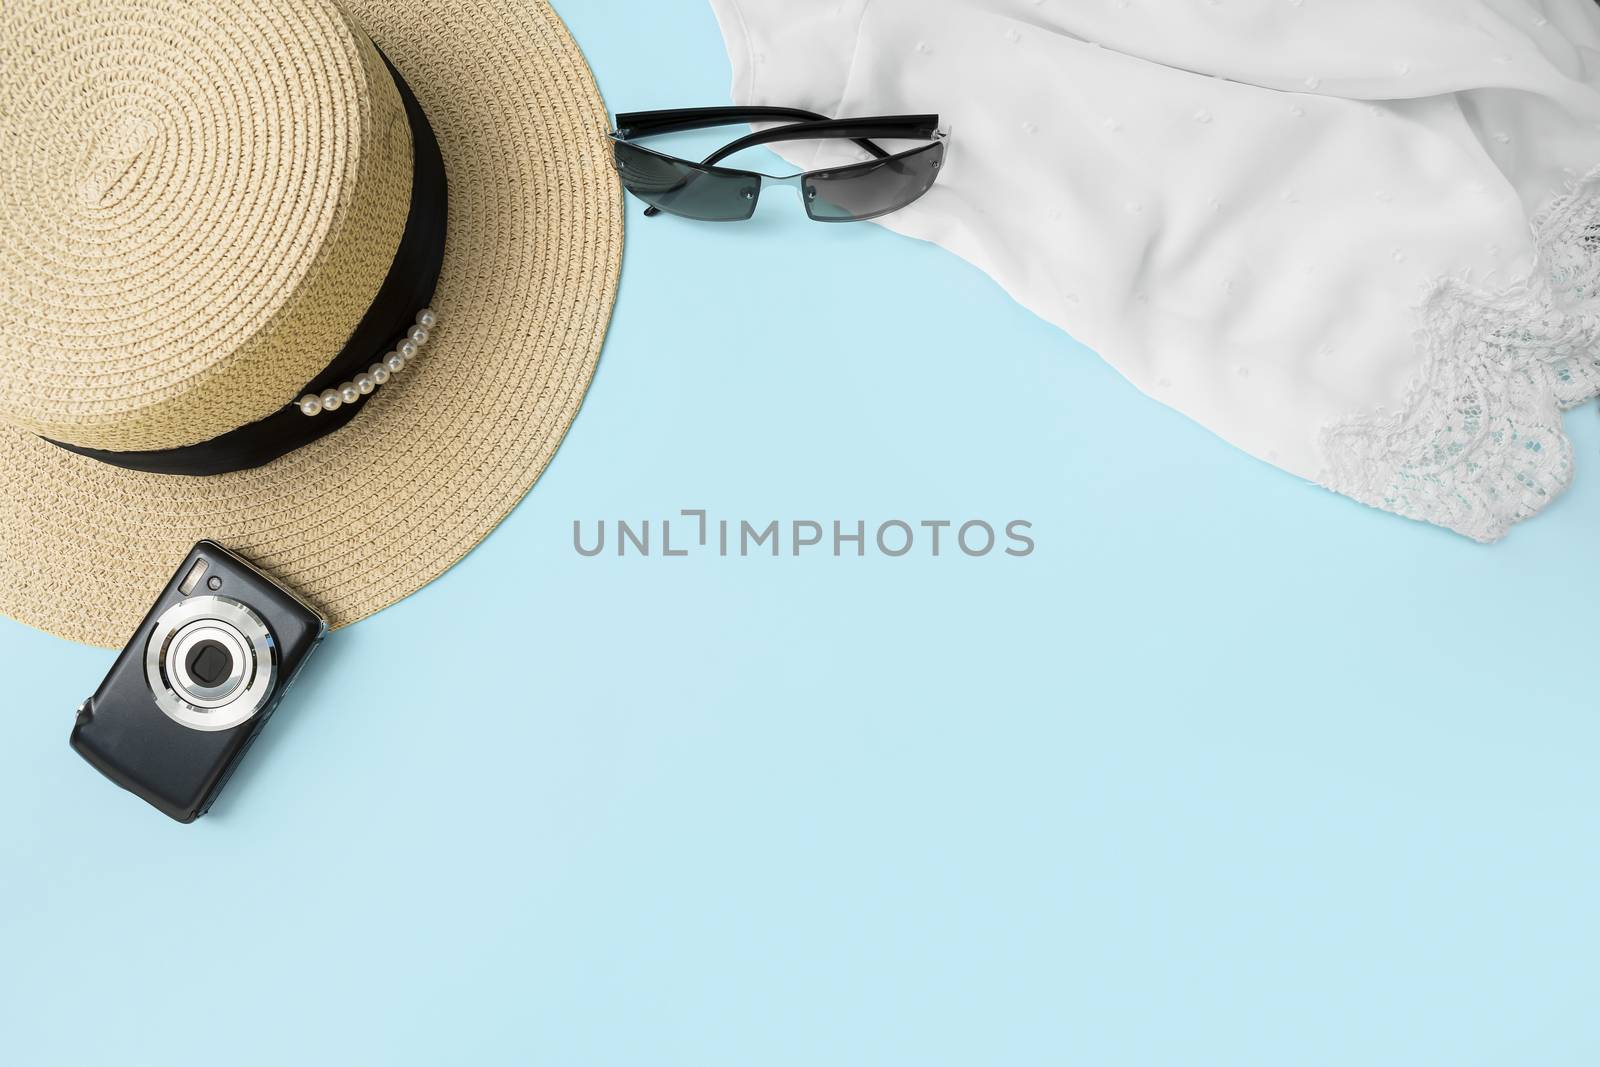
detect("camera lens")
[145,596,278,732]
[185,639,234,689]
[166,623,248,707]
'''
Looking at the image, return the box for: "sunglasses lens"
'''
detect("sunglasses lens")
[803,141,945,222]
[612,141,759,221]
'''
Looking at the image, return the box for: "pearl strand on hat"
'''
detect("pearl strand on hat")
[298,308,438,417]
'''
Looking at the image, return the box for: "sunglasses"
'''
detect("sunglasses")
[610,106,948,223]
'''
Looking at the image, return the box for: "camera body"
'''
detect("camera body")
[71,541,327,823]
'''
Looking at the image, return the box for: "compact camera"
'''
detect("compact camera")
[70,541,328,823]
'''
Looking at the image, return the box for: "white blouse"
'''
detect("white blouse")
[708,0,1600,541]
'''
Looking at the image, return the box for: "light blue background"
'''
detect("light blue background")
[4,3,1599,1064]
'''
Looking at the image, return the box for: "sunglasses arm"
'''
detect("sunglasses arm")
[698,116,941,169]
[617,106,834,139]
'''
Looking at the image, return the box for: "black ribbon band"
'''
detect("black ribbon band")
[49,52,448,477]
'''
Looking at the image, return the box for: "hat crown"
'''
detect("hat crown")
[0,0,414,452]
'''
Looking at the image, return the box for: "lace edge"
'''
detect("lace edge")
[1317,165,1600,543]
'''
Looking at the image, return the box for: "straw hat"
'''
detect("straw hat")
[0,0,622,647]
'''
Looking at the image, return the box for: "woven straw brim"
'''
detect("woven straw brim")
[0,0,623,649]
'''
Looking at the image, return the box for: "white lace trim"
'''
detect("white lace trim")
[1320,167,1600,543]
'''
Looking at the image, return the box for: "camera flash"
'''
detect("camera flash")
[177,558,210,596]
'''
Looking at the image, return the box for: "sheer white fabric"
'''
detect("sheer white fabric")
[708,0,1600,541]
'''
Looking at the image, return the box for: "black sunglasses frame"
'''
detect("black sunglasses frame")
[611,107,947,223]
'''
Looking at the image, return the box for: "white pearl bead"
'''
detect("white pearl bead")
[356,373,376,395]
[369,362,391,385]
[339,382,361,404]
[320,389,343,412]
[399,339,419,359]
[417,308,438,329]
[386,352,406,374]
[299,395,323,416]
[409,326,430,346]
